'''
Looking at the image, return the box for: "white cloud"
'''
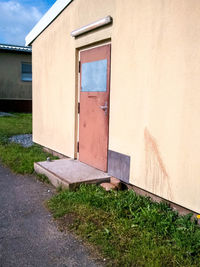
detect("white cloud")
[0,1,42,45]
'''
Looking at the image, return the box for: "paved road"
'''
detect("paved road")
[0,164,102,267]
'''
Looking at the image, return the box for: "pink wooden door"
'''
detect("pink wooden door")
[79,44,111,171]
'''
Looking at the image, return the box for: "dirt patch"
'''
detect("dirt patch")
[57,213,77,231]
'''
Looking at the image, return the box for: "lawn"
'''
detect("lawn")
[48,185,200,266]
[0,113,56,174]
[0,113,32,137]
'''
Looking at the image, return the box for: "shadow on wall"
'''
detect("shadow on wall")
[144,127,173,201]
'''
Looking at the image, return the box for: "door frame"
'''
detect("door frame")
[74,40,111,167]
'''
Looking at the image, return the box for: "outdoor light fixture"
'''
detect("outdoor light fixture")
[71,16,112,37]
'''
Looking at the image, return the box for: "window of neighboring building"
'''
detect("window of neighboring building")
[21,62,32,82]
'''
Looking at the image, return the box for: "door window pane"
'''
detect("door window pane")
[81,59,107,92]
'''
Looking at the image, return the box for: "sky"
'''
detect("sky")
[0,0,57,46]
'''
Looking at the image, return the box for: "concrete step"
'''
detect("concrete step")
[34,158,110,190]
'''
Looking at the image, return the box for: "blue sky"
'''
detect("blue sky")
[0,0,57,46]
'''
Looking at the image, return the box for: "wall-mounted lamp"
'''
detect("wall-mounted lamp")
[71,16,112,37]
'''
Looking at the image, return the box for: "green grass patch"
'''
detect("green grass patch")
[0,113,32,137]
[0,143,56,174]
[0,113,57,174]
[48,185,200,266]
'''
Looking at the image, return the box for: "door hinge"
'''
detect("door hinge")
[77,141,79,153]
[78,102,80,114]
[78,61,81,73]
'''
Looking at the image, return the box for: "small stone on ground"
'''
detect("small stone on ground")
[110,177,121,188]
[100,182,117,191]
[9,134,33,147]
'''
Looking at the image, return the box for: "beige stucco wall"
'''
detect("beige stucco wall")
[32,0,200,213]
[0,52,32,99]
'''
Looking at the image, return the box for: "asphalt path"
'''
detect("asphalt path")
[0,164,102,267]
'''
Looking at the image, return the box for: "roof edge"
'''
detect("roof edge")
[0,44,32,53]
[25,0,73,46]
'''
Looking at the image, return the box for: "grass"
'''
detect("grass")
[48,185,200,266]
[0,113,32,137]
[0,113,57,174]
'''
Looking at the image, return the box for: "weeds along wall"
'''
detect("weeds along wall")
[32,0,200,213]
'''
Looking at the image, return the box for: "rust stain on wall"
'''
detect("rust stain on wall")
[144,128,173,201]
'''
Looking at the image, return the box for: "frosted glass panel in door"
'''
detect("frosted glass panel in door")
[81,59,107,92]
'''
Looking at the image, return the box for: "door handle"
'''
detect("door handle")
[100,101,108,115]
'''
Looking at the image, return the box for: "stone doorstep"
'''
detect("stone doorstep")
[34,163,70,189]
[34,159,110,190]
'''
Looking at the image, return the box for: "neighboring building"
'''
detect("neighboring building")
[0,44,32,112]
[26,0,200,213]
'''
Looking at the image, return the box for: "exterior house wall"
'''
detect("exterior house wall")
[0,51,32,112]
[32,0,200,213]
